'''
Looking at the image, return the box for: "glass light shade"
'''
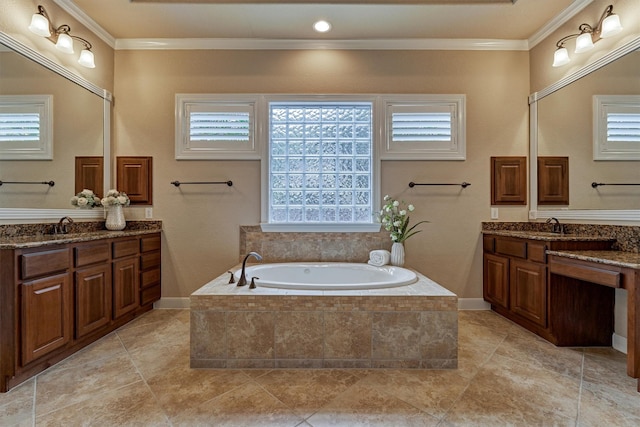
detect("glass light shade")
[574,32,594,53]
[78,49,95,68]
[552,47,570,67]
[313,20,332,33]
[600,14,622,38]
[28,13,51,37]
[55,33,74,54]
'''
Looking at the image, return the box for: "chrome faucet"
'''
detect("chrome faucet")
[54,216,74,234]
[546,217,565,234]
[237,251,262,287]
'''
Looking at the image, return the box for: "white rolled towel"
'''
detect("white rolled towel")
[368,249,390,266]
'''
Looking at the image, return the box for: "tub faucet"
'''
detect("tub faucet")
[237,251,262,287]
[546,217,565,234]
[54,216,74,235]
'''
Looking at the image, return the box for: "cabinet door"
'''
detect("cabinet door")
[21,273,71,365]
[483,253,509,309]
[76,264,112,339]
[113,257,139,319]
[510,259,547,327]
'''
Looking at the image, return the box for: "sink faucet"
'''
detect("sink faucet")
[545,217,565,234]
[54,216,74,234]
[237,251,262,286]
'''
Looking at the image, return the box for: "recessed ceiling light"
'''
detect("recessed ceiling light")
[313,20,332,33]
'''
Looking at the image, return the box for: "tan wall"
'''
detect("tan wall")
[530,0,640,94]
[0,0,114,92]
[113,49,530,299]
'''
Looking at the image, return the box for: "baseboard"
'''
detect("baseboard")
[613,333,628,355]
[458,298,490,310]
[154,297,190,309]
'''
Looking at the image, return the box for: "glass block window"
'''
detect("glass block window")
[268,101,373,224]
[0,95,53,160]
[593,95,640,160]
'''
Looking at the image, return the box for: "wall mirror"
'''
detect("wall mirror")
[0,32,111,220]
[529,37,640,222]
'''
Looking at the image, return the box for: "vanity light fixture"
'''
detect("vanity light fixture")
[552,4,623,67]
[313,20,332,33]
[27,5,96,68]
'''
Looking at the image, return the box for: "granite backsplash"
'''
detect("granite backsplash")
[482,222,640,253]
[0,220,162,240]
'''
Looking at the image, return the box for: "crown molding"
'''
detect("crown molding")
[52,0,116,48]
[527,0,594,49]
[115,38,528,51]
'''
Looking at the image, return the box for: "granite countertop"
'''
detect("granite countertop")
[481,230,616,242]
[547,250,640,269]
[0,228,161,249]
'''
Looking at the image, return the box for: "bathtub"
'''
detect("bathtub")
[234,262,418,290]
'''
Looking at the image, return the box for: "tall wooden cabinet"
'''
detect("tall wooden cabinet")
[0,232,161,392]
[483,232,615,345]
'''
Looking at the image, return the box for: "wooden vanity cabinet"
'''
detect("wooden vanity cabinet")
[483,233,614,345]
[0,232,161,392]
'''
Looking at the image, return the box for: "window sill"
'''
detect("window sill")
[260,223,382,233]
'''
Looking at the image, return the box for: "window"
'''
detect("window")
[381,95,466,160]
[0,95,53,160]
[175,94,260,159]
[266,100,374,227]
[593,95,640,160]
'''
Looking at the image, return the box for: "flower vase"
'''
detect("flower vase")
[390,242,405,267]
[105,205,126,231]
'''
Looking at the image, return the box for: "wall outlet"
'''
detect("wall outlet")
[491,207,499,219]
[145,207,153,219]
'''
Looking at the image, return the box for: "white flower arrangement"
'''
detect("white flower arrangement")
[71,189,101,208]
[378,195,428,243]
[101,189,130,207]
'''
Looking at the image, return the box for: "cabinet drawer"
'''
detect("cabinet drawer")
[483,235,495,252]
[140,252,160,271]
[141,234,161,253]
[141,268,160,289]
[21,248,70,280]
[112,239,139,259]
[495,239,527,259]
[140,284,161,306]
[527,242,547,264]
[75,242,110,268]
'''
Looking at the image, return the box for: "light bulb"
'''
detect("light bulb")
[313,20,332,33]
[55,33,74,54]
[600,14,622,38]
[574,32,594,53]
[78,49,95,68]
[552,47,570,67]
[28,13,51,37]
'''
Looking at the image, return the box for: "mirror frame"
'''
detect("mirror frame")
[529,35,640,222]
[0,31,112,220]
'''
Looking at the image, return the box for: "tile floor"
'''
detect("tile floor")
[1,309,638,426]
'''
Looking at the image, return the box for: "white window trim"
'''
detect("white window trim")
[175,94,261,159]
[0,95,53,160]
[593,95,640,161]
[380,94,466,160]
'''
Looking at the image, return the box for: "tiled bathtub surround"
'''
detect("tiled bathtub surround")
[191,270,458,369]
[482,222,640,253]
[239,225,392,263]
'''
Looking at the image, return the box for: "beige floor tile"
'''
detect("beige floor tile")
[35,380,169,426]
[306,381,440,426]
[254,369,360,418]
[442,353,580,426]
[0,379,34,426]
[168,381,304,426]
[35,351,143,417]
[358,369,471,420]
